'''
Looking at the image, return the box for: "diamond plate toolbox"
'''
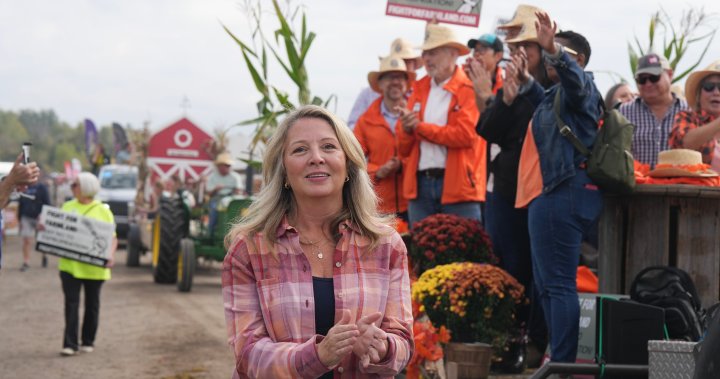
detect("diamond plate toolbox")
[648,340,698,379]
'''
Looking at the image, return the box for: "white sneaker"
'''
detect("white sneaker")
[60,348,77,356]
[79,346,94,353]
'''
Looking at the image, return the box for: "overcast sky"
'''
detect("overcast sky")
[1,0,719,137]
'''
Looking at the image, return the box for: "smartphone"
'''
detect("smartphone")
[22,142,32,164]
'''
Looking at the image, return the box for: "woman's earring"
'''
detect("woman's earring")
[284,182,289,189]
[345,176,350,183]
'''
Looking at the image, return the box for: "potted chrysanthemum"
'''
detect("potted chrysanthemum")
[409,213,497,274]
[412,262,525,379]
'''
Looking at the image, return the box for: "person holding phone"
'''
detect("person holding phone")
[1,153,40,270]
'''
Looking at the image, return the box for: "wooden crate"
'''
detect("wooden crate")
[598,184,720,306]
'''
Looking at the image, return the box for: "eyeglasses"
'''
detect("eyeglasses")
[636,74,661,85]
[701,82,720,92]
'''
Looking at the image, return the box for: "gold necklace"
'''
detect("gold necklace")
[299,237,326,259]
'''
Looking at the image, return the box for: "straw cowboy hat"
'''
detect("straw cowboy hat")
[367,55,416,93]
[387,38,423,68]
[684,60,720,111]
[648,149,718,178]
[215,152,233,166]
[498,4,544,44]
[419,24,470,56]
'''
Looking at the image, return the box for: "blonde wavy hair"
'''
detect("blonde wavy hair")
[225,105,394,252]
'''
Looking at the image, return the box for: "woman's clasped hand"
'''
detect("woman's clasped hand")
[317,310,389,369]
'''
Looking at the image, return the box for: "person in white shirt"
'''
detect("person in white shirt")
[396,24,485,226]
[206,152,243,234]
[347,38,422,130]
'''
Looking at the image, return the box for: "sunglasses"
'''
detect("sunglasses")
[71,182,78,188]
[636,74,661,85]
[701,82,720,92]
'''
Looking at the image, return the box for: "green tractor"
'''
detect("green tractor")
[127,193,251,292]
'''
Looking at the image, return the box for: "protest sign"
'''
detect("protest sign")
[386,0,482,27]
[36,206,114,267]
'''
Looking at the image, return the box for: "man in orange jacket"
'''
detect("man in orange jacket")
[354,56,416,221]
[397,23,485,227]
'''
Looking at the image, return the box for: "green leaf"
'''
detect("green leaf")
[235,113,270,127]
[261,45,268,79]
[272,86,295,110]
[239,158,263,170]
[300,32,316,62]
[272,0,301,69]
[633,36,644,56]
[323,94,339,111]
[240,49,269,97]
[301,12,308,47]
[628,43,639,77]
[648,13,657,51]
[311,96,323,106]
[222,24,258,59]
[266,43,301,86]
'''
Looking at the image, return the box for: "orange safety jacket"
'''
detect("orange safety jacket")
[354,98,408,215]
[397,66,485,204]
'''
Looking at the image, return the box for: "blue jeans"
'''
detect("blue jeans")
[528,170,602,362]
[407,175,482,228]
[485,191,547,346]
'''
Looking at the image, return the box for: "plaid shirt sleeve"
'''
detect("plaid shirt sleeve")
[669,110,714,163]
[360,232,415,375]
[222,237,329,379]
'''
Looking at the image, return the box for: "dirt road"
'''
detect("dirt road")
[0,235,234,379]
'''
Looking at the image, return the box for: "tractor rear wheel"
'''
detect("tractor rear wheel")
[153,197,186,284]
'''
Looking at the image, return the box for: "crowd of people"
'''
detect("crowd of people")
[4,3,720,377]
[221,4,720,377]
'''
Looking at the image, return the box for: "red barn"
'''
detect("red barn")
[147,117,214,182]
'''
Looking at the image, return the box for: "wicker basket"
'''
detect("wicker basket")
[444,342,493,379]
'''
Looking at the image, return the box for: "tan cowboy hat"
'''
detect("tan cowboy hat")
[418,24,470,56]
[387,38,423,69]
[498,4,544,29]
[499,4,545,44]
[215,152,233,166]
[648,149,718,178]
[367,55,416,93]
[684,60,720,111]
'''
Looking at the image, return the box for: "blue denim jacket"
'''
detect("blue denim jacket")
[528,49,603,194]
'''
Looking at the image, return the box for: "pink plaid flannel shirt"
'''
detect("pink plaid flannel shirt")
[222,217,414,378]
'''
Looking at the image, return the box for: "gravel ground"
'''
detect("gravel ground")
[0,235,234,379]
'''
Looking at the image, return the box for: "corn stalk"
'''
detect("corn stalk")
[628,7,717,83]
[223,0,335,155]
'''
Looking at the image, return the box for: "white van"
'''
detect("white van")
[96,164,138,241]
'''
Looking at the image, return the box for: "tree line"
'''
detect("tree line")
[0,108,115,173]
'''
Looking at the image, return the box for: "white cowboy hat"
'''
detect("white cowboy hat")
[367,55,416,93]
[418,24,470,56]
[387,38,423,69]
